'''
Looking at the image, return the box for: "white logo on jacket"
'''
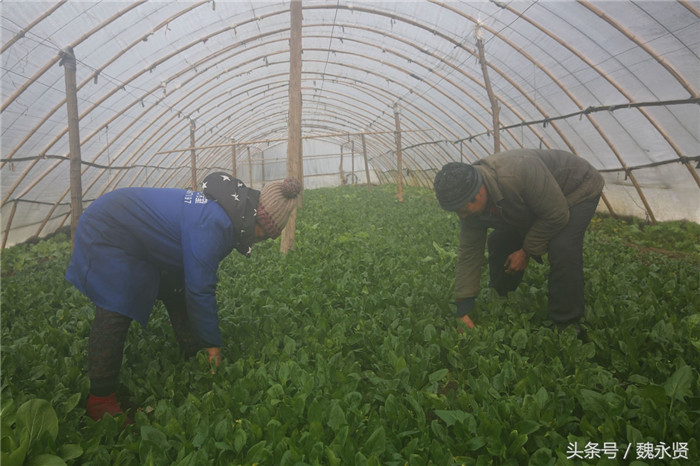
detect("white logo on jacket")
[184,190,209,205]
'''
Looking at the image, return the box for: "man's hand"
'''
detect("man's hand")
[206,347,221,372]
[504,248,529,274]
[457,314,475,333]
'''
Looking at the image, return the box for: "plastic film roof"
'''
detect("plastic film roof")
[1,0,699,247]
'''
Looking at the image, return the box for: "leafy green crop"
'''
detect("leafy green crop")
[2,185,698,465]
[588,216,700,261]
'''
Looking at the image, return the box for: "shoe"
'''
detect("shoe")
[87,393,133,425]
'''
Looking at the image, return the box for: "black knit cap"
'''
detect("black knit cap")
[433,162,483,211]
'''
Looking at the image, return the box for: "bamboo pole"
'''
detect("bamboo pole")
[1,1,146,114]
[2,201,18,249]
[281,0,302,253]
[261,150,266,184]
[1,0,67,54]
[60,47,83,246]
[351,140,355,184]
[362,133,372,190]
[475,23,500,153]
[340,145,345,185]
[393,104,404,202]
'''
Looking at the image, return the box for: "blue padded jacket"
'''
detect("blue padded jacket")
[66,187,236,347]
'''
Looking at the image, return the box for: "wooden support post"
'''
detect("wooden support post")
[231,140,237,178]
[362,132,372,191]
[2,200,18,249]
[340,145,345,185]
[261,150,266,184]
[475,24,501,153]
[281,0,302,253]
[189,119,197,189]
[393,104,404,202]
[60,47,83,247]
[351,140,355,184]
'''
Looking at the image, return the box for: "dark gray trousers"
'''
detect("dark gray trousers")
[487,196,600,325]
[88,271,203,396]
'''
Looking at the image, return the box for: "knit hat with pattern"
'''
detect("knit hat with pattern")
[256,177,302,239]
[201,172,260,257]
[433,162,482,211]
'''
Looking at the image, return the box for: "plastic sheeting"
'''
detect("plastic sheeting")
[2,1,699,246]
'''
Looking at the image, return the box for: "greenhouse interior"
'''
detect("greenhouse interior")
[1,1,699,465]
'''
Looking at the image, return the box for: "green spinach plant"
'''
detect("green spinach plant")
[1,185,698,465]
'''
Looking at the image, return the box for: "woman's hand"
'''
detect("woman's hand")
[206,347,221,372]
[457,314,475,333]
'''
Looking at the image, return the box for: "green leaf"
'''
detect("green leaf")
[140,425,167,445]
[1,431,29,466]
[331,425,349,449]
[307,399,323,424]
[266,383,284,401]
[627,374,650,385]
[428,368,448,383]
[405,395,426,426]
[278,362,290,383]
[528,447,555,466]
[327,403,346,432]
[664,365,693,402]
[16,399,58,445]
[515,419,540,435]
[434,409,470,427]
[625,424,643,444]
[214,419,230,440]
[233,427,247,453]
[364,427,386,456]
[506,430,528,456]
[534,387,549,411]
[464,436,485,451]
[57,444,83,461]
[61,393,81,414]
[578,389,608,417]
[26,454,67,466]
[325,446,341,466]
[244,441,271,463]
[214,441,232,452]
[430,420,447,442]
[512,329,528,350]
[394,356,407,373]
[640,384,667,408]
[384,394,398,419]
[423,324,437,342]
